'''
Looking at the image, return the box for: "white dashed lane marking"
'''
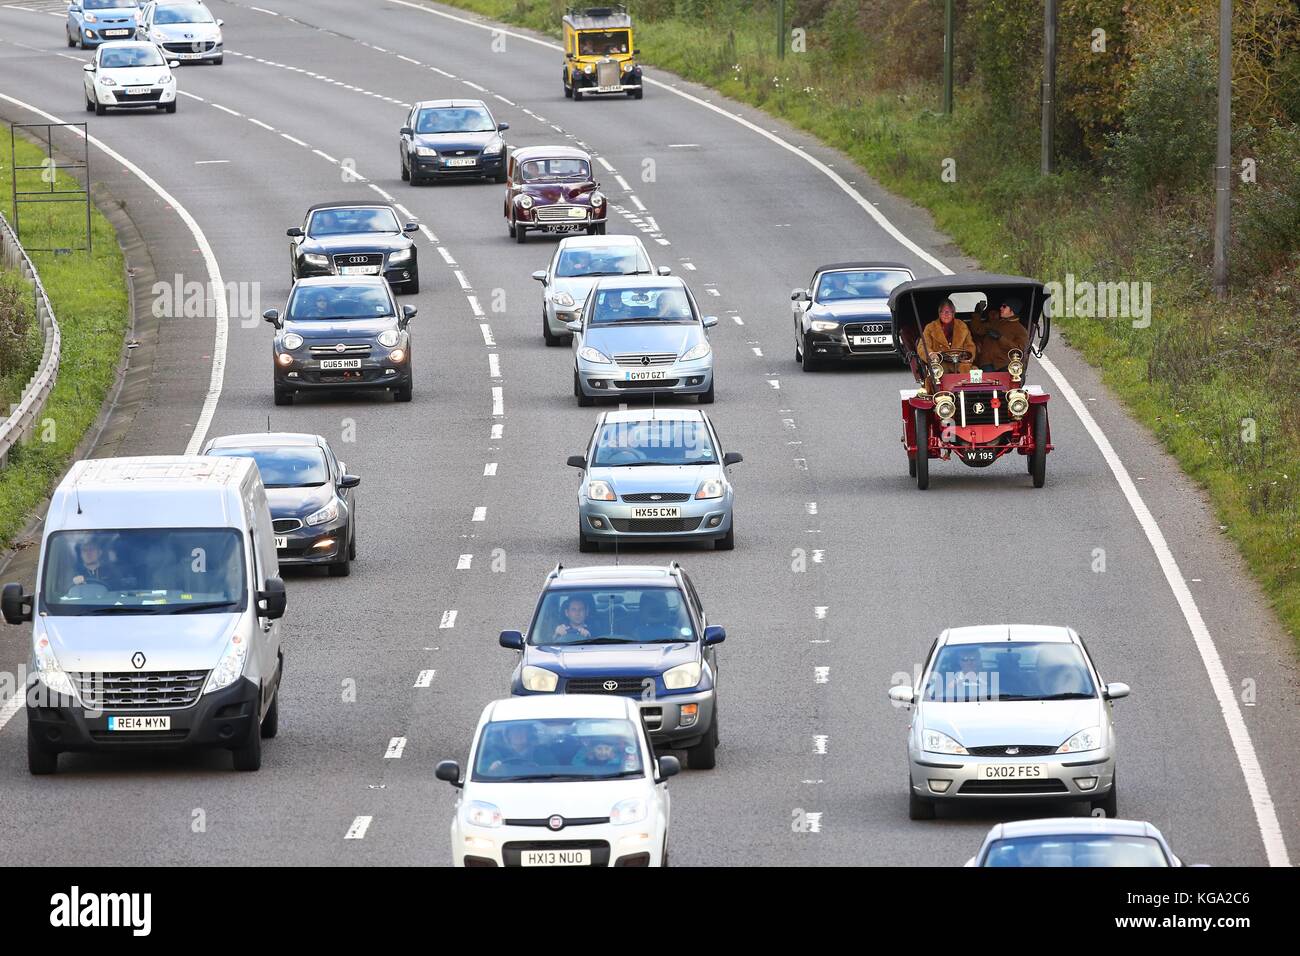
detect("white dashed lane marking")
[385,737,407,759]
[439,610,458,629]
[414,669,436,688]
[471,507,487,522]
[345,816,373,839]
[457,554,473,570]
[483,462,498,476]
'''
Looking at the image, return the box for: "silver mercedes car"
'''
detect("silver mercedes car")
[566,408,742,551]
[569,276,717,405]
[532,235,669,346]
[888,625,1129,820]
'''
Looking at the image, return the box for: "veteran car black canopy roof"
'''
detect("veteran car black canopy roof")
[889,273,1051,365]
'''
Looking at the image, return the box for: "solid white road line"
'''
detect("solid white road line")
[248,118,275,130]
[212,103,242,116]
[281,132,309,147]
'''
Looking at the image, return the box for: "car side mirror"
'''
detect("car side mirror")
[262,309,282,328]
[656,265,672,276]
[566,455,587,470]
[400,126,413,137]
[888,684,915,705]
[722,451,743,467]
[1104,682,1130,701]
[286,226,303,237]
[401,304,417,326]
[634,48,641,55]
[338,474,361,490]
[702,315,719,328]
[403,222,419,233]
[564,320,582,334]
[1,584,32,625]
[257,577,287,621]
[790,288,804,301]
[703,625,726,646]
[499,629,524,650]
[498,121,509,132]
[83,63,95,72]
[168,60,180,68]
[531,270,548,284]
[435,759,462,787]
[655,754,680,782]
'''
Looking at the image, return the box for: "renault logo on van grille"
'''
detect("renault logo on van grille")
[131,652,146,669]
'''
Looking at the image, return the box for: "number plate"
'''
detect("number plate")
[107,715,171,731]
[339,265,380,275]
[632,506,680,519]
[851,334,891,346]
[125,87,153,95]
[624,370,668,381]
[104,29,131,37]
[596,86,621,93]
[978,763,1048,779]
[319,358,362,370]
[520,849,590,867]
[445,158,477,167]
[177,51,203,60]
[274,536,287,549]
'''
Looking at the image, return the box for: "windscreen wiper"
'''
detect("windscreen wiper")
[167,602,239,614]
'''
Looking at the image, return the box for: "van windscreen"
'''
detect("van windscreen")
[40,528,247,615]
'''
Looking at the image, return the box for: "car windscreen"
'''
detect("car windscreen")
[472,717,644,782]
[591,419,717,467]
[923,642,1097,702]
[85,0,137,9]
[530,586,695,646]
[307,207,400,237]
[207,447,329,488]
[520,158,590,182]
[577,30,630,56]
[415,106,494,133]
[100,46,164,68]
[556,246,646,278]
[287,285,394,320]
[154,3,214,23]
[589,286,694,325]
[40,528,246,615]
[815,270,910,302]
[984,835,1169,867]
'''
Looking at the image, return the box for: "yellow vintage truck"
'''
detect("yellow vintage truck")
[562,6,643,100]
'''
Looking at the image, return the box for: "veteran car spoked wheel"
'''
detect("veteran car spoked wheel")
[1030,404,1048,488]
[908,776,936,820]
[908,454,917,478]
[913,406,930,490]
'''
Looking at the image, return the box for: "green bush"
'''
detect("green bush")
[1234,123,1300,278]
[0,270,40,385]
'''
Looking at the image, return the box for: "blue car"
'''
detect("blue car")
[67,0,141,49]
[500,563,726,769]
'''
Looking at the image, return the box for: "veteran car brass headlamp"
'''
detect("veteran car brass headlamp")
[1006,388,1030,420]
[933,391,957,423]
[1007,349,1024,382]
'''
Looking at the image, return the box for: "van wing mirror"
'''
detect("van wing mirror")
[258,577,287,621]
[1,584,32,625]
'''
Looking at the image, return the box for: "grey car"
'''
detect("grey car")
[570,275,717,405]
[888,624,1129,820]
[533,235,669,346]
[567,408,742,551]
[967,818,1191,866]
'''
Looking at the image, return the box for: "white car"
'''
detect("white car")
[137,0,224,64]
[436,695,678,867]
[83,40,178,114]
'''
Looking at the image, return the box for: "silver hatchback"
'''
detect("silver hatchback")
[888,625,1129,820]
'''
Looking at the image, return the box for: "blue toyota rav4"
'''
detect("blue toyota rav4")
[500,562,725,769]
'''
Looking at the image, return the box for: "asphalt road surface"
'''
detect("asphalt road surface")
[0,0,1295,866]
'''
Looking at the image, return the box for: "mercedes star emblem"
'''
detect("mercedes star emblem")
[602,680,619,691]
[131,652,146,669]
[640,355,650,366]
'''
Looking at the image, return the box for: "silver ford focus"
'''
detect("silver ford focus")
[567,408,742,551]
[888,625,1129,820]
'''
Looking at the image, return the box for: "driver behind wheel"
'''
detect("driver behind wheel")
[920,298,975,381]
[70,536,122,589]
[975,295,1030,372]
[553,593,594,642]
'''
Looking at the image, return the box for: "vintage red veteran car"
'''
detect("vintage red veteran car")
[504,145,607,244]
[891,274,1053,490]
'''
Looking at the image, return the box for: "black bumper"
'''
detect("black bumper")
[805,333,898,362]
[27,676,259,753]
[276,363,411,392]
[276,519,348,566]
[294,262,416,287]
[412,155,503,178]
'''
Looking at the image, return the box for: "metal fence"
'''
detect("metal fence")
[0,208,61,469]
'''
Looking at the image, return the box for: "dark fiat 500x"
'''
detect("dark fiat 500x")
[264,275,416,406]
[287,201,421,294]
[505,145,607,244]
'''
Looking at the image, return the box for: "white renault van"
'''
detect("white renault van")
[1,456,286,773]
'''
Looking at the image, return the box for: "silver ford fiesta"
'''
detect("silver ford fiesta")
[888,624,1130,820]
[567,408,742,551]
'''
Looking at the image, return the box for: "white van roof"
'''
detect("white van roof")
[47,456,260,531]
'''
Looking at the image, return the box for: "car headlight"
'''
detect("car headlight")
[203,633,248,695]
[388,348,406,363]
[99,76,117,86]
[482,138,503,155]
[415,146,438,158]
[521,665,559,692]
[610,798,648,825]
[933,391,957,422]
[663,661,701,689]
[305,502,339,526]
[1057,727,1102,754]
[621,60,634,72]
[464,800,503,828]
[158,74,173,84]
[590,190,605,207]
[694,478,724,500]
[551,291,575,308]
[810,319,839,332]
[302,253,329,267]
[921,729,968,755]
[516,194,534,209]
[586,479,616,501]
[33,637,77,699]
[377,329,400,348]
[1007,349,1025,381]
[583,63,594,74]
[151,29,167,41]
[281,332,304,350]
[577,346,610,364]
[84,12,99,22]
[387,247,412,264]
[1006,388,1029,419]
[680,341,711,362]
